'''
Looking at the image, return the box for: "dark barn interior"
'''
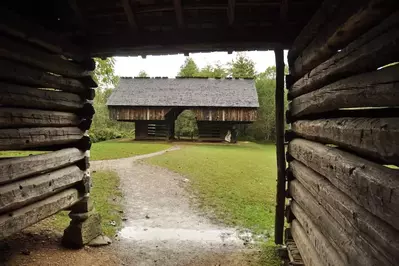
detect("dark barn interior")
[0,0,398,265]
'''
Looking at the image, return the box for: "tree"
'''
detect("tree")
[177,57,199,77]
[92,58,119,88]
[229,53,256,78]
[198,63,228,78]
[137,70,149,77]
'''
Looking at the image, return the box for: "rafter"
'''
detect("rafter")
[121,0,138,31]
[228,0,235,26]
[69,0,87,29]
[280,0,288,23]
[173,0,184,29]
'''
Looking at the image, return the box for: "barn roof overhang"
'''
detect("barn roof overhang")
[1,0,322,57]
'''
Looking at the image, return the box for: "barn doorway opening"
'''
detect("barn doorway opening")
[174,110,198,141]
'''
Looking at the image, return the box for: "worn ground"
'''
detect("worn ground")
[1,146,264,266]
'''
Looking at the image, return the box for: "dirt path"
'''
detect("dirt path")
[1,147,260,266]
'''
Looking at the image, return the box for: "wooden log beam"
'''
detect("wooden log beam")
[0,148,85,185]
[121,0,138,31]
[0,165,84,214]
[292,117,399,164]
[173,0,184,29]
[290,180,390,265]
[274,49,286,245]
[291,203,345,266]
[0,36,91,78]
[291,0,398,79]
[288,0,342,66]
[0,127,83,150]
[0,108,80,129]
[0,82,84,112]
[0,8,89,63]
[290,220,323,266]
[290,10,399,98]
[290,160,399,264]
[290,64,399,117]
[288,138,399,230]
[0,188,81,240]
[0,59,90,94]
[227,0,235,26]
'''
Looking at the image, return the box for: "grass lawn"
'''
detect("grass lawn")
[0,138,171,161]
[147,142,277,234]
[40,170,123,237]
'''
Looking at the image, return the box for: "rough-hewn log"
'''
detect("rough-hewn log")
[292,117,399,164]
[0,188,81,240]
[291,202,346,266]
[291,0,398,79]
[290,10,399,98]
[288,138,399,231]
[290,219,324,266]
[0,148,85,185]
[0,82,84,112]
[0,127,83,150]
[290,160,399,264]
[0,166,84,214]
[0,59,89,94]
[0,8,89,63]
[0,108,80,128]
[290,180,390,266]
[274,48,286,245]
[290,65,399,117]
[288,0,342,65]
[0,36,91,78]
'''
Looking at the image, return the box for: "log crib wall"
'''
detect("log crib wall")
[0,9,101,247]
[284,0,399,265]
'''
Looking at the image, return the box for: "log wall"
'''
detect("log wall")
[284,1,399,265]
[0,9,95,240]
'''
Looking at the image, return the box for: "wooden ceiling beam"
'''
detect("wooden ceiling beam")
[69,0,87,30]
[280,0,289,22]
[228,0,236,26]
[173,0,184,29]
[121,0,138,31]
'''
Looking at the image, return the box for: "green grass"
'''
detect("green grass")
[42,170,123,237]
[0,138,171,161]
[90,139,171,160]
[147,142,277,234]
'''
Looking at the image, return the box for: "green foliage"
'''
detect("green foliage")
[137,70,149,77]
[229,53,256,78]
[198,63,228,78]
[177,57,199,77]
[90,58,134,142]
[175,110,198,139]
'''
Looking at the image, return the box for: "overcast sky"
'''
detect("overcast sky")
[115,50,288,78]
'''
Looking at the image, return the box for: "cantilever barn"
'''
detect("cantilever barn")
[0,0,398,265]
[107,77,259,141]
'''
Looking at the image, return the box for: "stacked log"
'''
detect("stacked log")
[283,1,399,265]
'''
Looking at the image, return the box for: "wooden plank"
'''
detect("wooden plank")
[121,0,138,31]
[173,0,184,29]
[274,49,286,245]
[290,180,390,266]
[0,127,83,150]
[292,117,399,164]
[290,202,346,266]
[290,160,399,264]
[0,59,89,94]
[227,0,235,26]
[288,138,399,230]
[290,10,399,98]
[0,165,84,214]
[0,148,85,185]
[0,82,84,111]
[0,108,80,128]
[0,188,81,240]
[290,220,324,266]
[291,0,398,79]
[288,0,342,65]
[0,8,89,63]
[0,35,91,78]
[290,64,399,117]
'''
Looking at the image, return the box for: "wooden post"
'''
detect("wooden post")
[274,48,286,244]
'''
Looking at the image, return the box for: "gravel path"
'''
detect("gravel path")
[91,146,258,266]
